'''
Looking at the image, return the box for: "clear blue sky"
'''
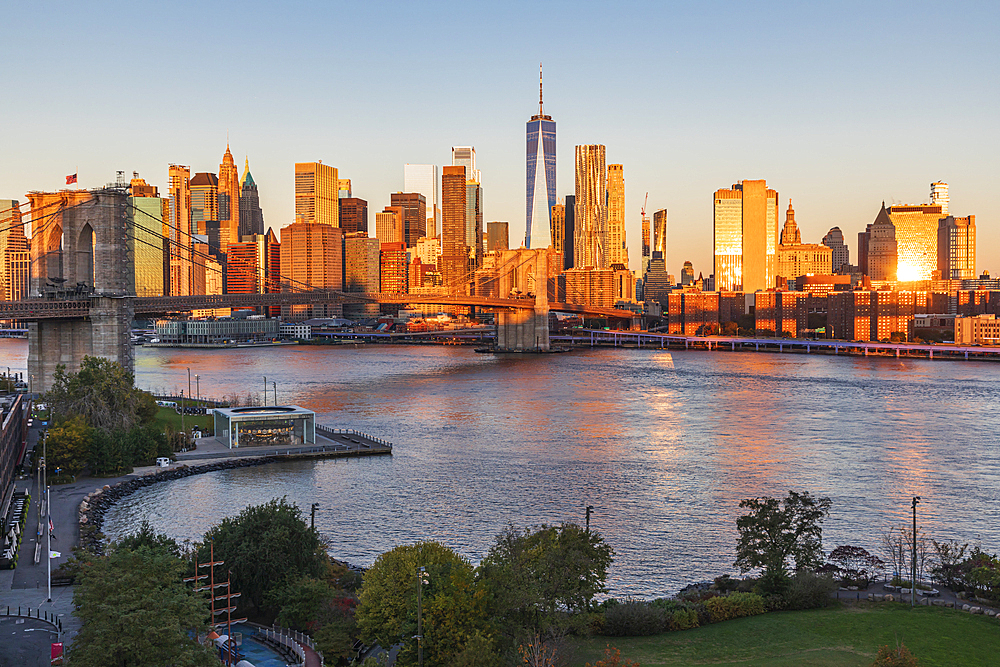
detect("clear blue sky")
[2,1,997,277]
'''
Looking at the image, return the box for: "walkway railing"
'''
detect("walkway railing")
[248,622,324,666]
[316,425,393,448]
[1,606,62,634]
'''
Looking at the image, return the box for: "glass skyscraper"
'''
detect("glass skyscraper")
[525,66,555,249]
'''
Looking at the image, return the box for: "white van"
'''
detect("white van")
[155,457,171,468]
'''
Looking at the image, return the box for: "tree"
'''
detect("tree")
[735,491,832,593]
[45,414,92,476]
[826,545,884,588]
[117,520,183,558]
[69,546,216,667]
[931,539,968,589]
[46,356,155,432]
[871,641,919,667]
[356,541,488,667]
[478,523,614,647]
[200,497,327,612]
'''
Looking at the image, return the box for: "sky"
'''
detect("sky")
[2,1,997,278]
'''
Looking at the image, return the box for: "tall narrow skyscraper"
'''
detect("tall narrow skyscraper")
[404,164,439,238]
[607,164,627,266]
[239,158,265,238]
[189,172,219,236]
[167,164,191,296]
[295,162,338,226]
[574,145,607,269]
[441,165,468,289]
[525,64,556,249]
[930,181,949,215]
[652,209,668,260]
[713,180,778,293]
[218,144,240,252]
[451,147,478,181]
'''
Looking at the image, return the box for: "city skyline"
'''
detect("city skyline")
[1,2,996,277]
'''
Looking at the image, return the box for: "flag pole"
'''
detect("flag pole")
[45,429,51,602]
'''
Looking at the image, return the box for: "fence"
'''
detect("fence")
[247,622,324,666]
[316,425,393,448]
[1,606,62,634]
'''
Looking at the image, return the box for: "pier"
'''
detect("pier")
[554,329,1000,361]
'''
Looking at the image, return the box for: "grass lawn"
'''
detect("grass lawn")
[571,603,1000,666]
[154,406,212,435]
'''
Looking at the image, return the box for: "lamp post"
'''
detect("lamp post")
[586,505,594,532]
[187,368,191,409]
[911,496,920,608]
[195,375,200,405]
[263,376,267,406]
[272,381,277,406]
[180,389,185,446]
[44,429,51,602]
[416,566,428,667]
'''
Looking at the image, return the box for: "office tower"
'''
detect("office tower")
[938,215,976,280]
[344,233,380,314]
[466,179,483,268]
[127,178,166,297]
[404,164,439,238]
[441,165,468,289]
[867,203,897,281]
[574,144,607,269]
[779,201,801,245]
[189,172,219,236]
[225,240,259,294]
[451,146,479,181]
[0,200,29,301]
[295,162,338,226]
[551,204,565,254]
[390,192,427,247]
[218,144,240,252]
[858,226,871,276]
[380,242,408,294]
[652,209,667,259]
[167,165,192,296]
[563,194,575,270]
[607,164,627,266]
[886,203,942,281]
[338,179,352,198]
[681,261,694,285]
[822,226,850,273]
[191,237,212,295]
[414,237,442,283]
[487,221,509,251]
[641,212,651,277]
[525,66,556,249]
[643,252,670,304]
[375,206,404,245]
[931,181,949,215]
[279,222,343,320]
[713,180,778,293]
[338,197,368,234]
[239,158,265,238]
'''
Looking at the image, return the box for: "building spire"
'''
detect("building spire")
[539,62,543,116]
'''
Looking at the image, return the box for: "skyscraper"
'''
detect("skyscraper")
[189,172,219,236]
[451,147,478,181]
[938,214,976,280]
[167,165,191,296]
[886,203,942,281]
[563,194,575,271]
[551,204,565,255]
[279,222,343,320]
[931,181,949,215]
[344,233,380,317]
[390,192,427,247]
[441,165,468,289]
[525,65,556,249]
[294,162,338,226]
[822,227,850,273]
[0,200,29,302]
[779,201,801,245]
[239,158,265,238]
[127,178,166,297]
[404,164,439,238]
[465,179,483,269]
[574,144,607,269]
[607,164,627,266]
[867,203,897,281]
[487,221,509,252]
[338,197,368,234]
[652,209,668,259]
[218,144,240,252]
[713,180,778,293]
[641,211,651,277]
[376,206,404,245]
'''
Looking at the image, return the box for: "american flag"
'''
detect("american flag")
[65,173,77,185]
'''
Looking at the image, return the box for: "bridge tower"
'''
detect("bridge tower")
[494,247,551,352]
[27,189,135,391]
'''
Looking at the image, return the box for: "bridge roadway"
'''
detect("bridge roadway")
[0,293,638,320]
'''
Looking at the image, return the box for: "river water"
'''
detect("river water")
[3,339,998,598]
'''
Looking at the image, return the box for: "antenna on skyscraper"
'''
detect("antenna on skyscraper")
[539,62,543,116]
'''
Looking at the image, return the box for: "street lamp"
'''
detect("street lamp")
[187,368,192,409]
[586,505,594,532]
[195,374,200,405]
[263,376,267,406]
[272,381,277,406]
[911,496,920,608]
[416,566,429,667]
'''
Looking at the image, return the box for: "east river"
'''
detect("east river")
[3,339,998,598]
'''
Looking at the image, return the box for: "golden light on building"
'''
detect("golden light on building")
[886,204,942,281]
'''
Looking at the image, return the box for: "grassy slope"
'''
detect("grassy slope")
[572,604,1000,667]
[153,406,212,434]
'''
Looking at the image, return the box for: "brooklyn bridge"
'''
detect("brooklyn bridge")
[5,187,637,391]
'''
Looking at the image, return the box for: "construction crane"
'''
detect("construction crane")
[641,192,648,219]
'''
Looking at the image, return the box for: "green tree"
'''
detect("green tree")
[268,576,337,630]
[46,356,156,432]
[45,414,92,476]
[200,497,326,612]
[478,523,614,647]
[116,520,182,557]
[357,541,488,667]
[734,491,832,594]
[69,546,215,667]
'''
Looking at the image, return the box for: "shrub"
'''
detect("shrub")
[784,571,837,610]
[602,600,666,636]
[667,608,699,631]
[871,642,919,666]
[704,592,767,623]
[714,574,741,593]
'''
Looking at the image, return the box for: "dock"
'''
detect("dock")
[174,426,392,463]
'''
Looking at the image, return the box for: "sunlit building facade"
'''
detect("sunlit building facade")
[380,242,407,294]
[440,165,468,289]
[168,165,192,296]
[294,162,338,226]
[338,197,368,235]
[375,206,404,245]
[713,180,778,293]
[404,164,439,238]
[487,221,509,252]
[344,233,380,318]
[607,164,627,266]
[573,144,607,269]
[189,172,219,236]
[391,192,427,247]
[822,226,850,274]
[937,215,976,280]
[218,144,240,252]
[885,204,941,281]
[279,222,343,320]
[239,158,265,238]
[930,181,949,215]
[525,70,556,249]
[0,200,29,302]
[868,204,898,281]
[127,182,167,297]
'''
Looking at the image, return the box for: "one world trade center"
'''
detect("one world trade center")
[525,65,556,249]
